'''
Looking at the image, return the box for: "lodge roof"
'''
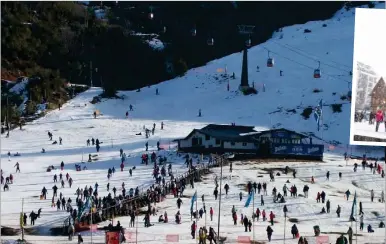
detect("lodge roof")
[181,124,309,142]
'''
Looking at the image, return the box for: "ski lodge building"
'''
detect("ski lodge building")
[371,77,386,112]
[177,124,324,159]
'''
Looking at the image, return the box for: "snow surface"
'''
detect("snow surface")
[1,3,386,244]
[352,122,386,140]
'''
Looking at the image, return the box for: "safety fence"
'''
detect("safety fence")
[64,155,227,230]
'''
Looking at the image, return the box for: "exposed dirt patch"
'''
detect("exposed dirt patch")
[352,181,359,188]
[322,231,363,237]
[49,227,67,236]
[288,218,299,223]
[371,211,380,217]
[1,226,19,236]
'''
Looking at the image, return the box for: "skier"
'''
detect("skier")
[129,104,133,111]
[291,224,299,238]
[52,185,58,197]
[347,227,353,244]
[326,199,331,213]
[77,233,84,243]
[87,139,90,146]
[161,121,164,130]
[41,187,47,200]
[145,142,148,151]
[243,216,249,232]
[177,198,183,209]
[266,225,273,242]
[210,207,214,221]
[198,109,202,117]
[375,110,384,132]
[336,205,341,218]
[68,224,75,241]
[224,184,229,195]
[370,189,375,202]
[345,190,351,201]
[60,161,64,171]
[14,162,20,173]
[191,221,196,239]
[59,137,62,145]
[269,211,275,226]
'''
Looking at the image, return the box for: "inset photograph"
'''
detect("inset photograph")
[350,8,386,146]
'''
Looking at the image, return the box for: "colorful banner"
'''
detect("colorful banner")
[105,231,120,244]
[270,143,324,157]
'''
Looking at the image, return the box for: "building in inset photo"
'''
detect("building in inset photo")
[350,8,386,146]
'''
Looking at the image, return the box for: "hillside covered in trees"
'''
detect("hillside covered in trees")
[1,1,374,118]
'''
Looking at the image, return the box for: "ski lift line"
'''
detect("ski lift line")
[271,41,352,74]
[272,40,352,70]
[262,47,351,84]
[282,42,353,69]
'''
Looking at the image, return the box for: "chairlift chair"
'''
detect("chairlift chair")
[245,37,251,47]
[267,51,274,67]
[207,38,214,46]
[314,61,321,78]
[148,6,154,20]
[191,28,197,36]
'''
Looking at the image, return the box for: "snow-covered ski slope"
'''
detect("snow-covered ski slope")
[1,3,385,244]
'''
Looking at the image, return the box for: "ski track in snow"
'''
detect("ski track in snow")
[1,3,385,244]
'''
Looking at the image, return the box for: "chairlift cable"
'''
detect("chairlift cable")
[273,42,351,74]
[271,40,352,71]
[263,47,352,84]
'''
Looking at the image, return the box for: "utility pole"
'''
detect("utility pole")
[217,156,223,243]
[90,207,93,244]
[283,215,286,244]
[21,198,24,241]
[135,209,139,244]
[6,95,10,137]
[90,61,93,87]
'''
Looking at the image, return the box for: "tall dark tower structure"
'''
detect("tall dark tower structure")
[239,48,249,90]
[237,25,255,92]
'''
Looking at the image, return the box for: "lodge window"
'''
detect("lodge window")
[231,142,235,146]
[216,139,221,145]
[192,137,202,146]
[205,135,210,141]
[242,142,247,146]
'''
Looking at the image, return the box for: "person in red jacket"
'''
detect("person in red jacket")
[191,221,196,239]
[269,211,275,226]
[256,208,261,221]
[120,162,124,172]
[375,110,384,132]
[210,207,214,221]
[232,212,237,225]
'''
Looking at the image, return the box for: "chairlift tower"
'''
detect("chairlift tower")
[237,25,255,92]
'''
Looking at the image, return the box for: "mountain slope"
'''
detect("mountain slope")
[110,4,383,146]
[1,4,385,242]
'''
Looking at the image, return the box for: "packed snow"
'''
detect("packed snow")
[1,3,385,244]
